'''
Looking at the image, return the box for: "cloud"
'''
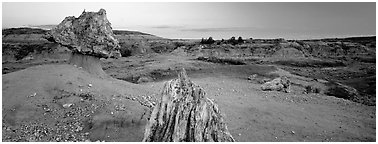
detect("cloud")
[180,27,259,32]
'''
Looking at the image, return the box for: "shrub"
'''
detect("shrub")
[200,37,215,44]
[78,92,94,100]
[304,85,321,94]
[119,48,132,57]
[237,36,244,43]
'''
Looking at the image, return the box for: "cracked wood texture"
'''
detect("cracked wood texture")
[143,69,235,142]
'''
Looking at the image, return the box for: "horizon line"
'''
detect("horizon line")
[2,25,376,41]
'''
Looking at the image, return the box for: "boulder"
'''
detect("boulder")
[143,69,235,142]
[46,9,121,58]
[261,76,291,93]
[45,9,120,77]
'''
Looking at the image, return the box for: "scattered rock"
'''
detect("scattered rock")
[28,93,37,97]
[261,76,291,93]
[115,104,127,111]
[247,74,258,80]
[247,74,271,84]
[143,69,235,142]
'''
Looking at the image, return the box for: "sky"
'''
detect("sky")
[2,2,376,39]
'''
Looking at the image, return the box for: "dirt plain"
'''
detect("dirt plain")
[1,28,376,142]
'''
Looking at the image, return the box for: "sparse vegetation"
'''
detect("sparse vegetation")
[200,37,215,44]
[78,92,95,100]
[3,43,53,60]
[2,27,48,36]
[304,85,321,94]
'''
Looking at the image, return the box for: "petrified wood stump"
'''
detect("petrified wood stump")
[143,69,235,142]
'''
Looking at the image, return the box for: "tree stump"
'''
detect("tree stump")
[143,69,235,142]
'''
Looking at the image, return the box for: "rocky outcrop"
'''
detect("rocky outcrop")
[45,9,120,77]
[261,76,291,93]
[45,9,120,58]
[143,69,235,142]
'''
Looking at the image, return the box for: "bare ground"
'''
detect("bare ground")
[2,54,376,142]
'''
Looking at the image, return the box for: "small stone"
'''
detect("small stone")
[29,93,37,97]
[88,84,92,87]
[291,131,295,134]
[63,103,73,108]
[238,133,241,136]
[76,126,83,132]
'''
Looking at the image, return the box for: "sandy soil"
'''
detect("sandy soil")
[143,73,376,142]
[2,64,154,142]
[2,57,376,142]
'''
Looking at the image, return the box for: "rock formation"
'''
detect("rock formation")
[261,76,291,93]
[45,9,120,76]
[143,69,235,142]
